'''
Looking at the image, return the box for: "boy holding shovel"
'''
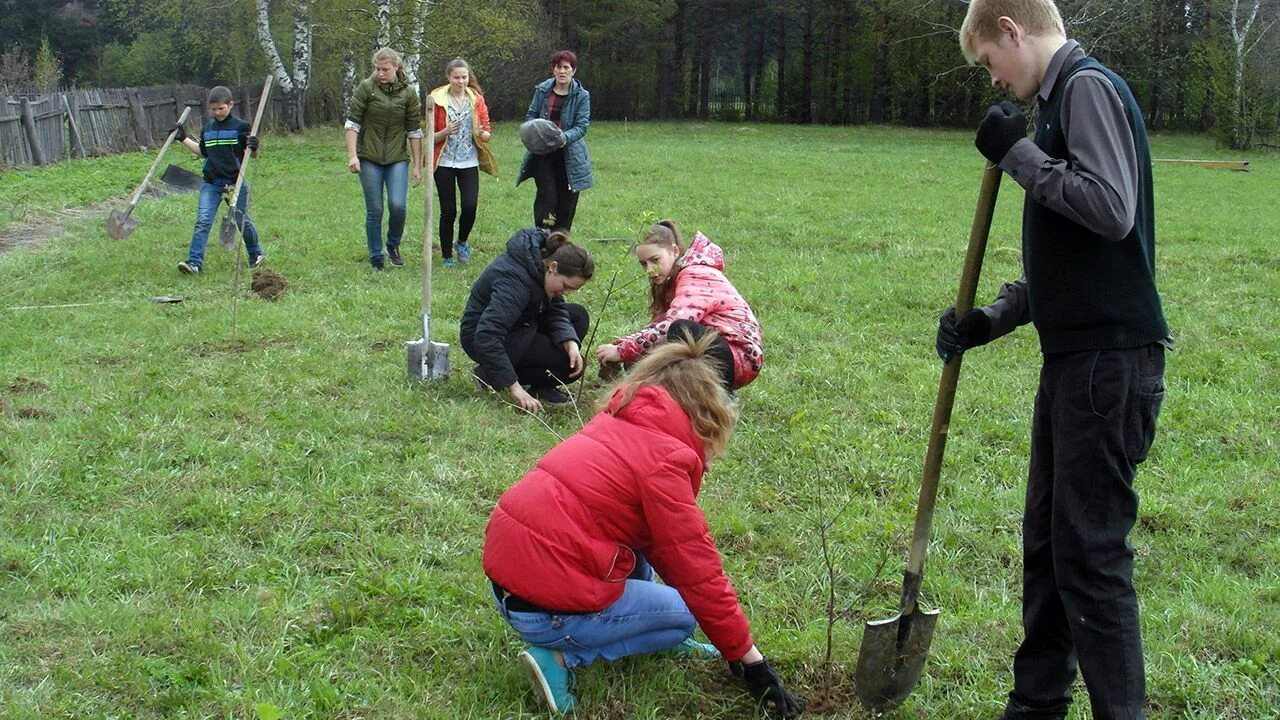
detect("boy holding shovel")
[173,86,263,274]
[935,1,1171,718]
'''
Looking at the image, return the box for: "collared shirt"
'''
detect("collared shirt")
[1000,40,1139,241]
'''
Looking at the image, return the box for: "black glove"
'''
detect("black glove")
[732,658,804,718]
[170,123,186,142]
[936,305,993,362]
[246,135,259,152]
[975,100,1026,164]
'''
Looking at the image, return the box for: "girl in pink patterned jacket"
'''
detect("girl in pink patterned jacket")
[595,220,763,389]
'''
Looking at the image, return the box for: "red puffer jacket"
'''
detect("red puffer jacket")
[482,385,755,661]
[613,232,764,388]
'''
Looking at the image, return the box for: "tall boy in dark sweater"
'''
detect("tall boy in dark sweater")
[934,1,1171,718]
[173,86,263,274]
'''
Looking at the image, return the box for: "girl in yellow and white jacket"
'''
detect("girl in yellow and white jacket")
[428,57,497,267]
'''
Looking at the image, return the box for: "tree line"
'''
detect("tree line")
[2,0,1276,149]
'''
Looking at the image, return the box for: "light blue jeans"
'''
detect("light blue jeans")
[187,181,260,267]
[492,555,697,668]
[358,160,408,260]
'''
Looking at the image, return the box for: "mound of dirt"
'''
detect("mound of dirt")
[8,376,50,393]
[251,269,288,301]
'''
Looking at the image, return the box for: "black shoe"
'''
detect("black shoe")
[531,385,572,406]
[388,246,403,267]
[248,253,264,269]
[371,256,385,271]
[178,261,201,274]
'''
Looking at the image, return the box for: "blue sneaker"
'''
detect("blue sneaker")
[443,257,457,268]
[457,242,472,264]
[519,646,577,714]
[664,637,722,661]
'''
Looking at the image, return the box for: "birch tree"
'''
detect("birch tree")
[1226,0,1275,148]
[255,0,313,130]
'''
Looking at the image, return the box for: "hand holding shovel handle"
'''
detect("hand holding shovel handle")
[218,75,273,250]
[105,106,192,240]
[854,162,1003,712]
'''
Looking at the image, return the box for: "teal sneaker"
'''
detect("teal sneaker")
[457,241,472,264]
[664,637,722,661]
[443,257,457,268]
[519,646,577,714]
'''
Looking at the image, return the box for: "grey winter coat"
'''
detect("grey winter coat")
[460,228,580,389]
[516,78,594,192]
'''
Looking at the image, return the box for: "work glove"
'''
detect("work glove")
[170,123,186,142]
[975,100,1027,165]
[731,658,804,718]
[246,135,260,151]
[936,305,993,362]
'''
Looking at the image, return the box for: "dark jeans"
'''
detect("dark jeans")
[1005,343,1165,720]
[531,149,579,232]
[667,319,735,390]
[513,303,590,388]
[434,165,479,259]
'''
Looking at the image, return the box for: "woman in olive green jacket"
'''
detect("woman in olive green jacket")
[344,47,423,270]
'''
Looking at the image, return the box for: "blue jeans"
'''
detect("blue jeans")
[492,556,696,669]
[358,160,408,260]
[187,181,260,267]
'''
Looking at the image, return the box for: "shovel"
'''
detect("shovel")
[106,106,192,240]
[407,96,451,380]
[854,162,1003,712]
[218,75,273,251]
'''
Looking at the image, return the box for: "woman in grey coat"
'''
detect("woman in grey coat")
[517,50,593,232]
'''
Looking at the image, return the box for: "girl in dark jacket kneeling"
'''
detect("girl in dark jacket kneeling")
[460,228,593,414]
[482,333,803,717]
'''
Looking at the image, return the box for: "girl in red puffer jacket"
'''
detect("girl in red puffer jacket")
[595,220,764,389]
[483,333,801,717]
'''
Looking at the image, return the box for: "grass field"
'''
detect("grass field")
[1,122,1277,719]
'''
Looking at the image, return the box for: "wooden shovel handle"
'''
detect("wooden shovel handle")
[127,106,193,209]
[422,96,435,318]
[900,162,1003,612]
[224,75,273,213]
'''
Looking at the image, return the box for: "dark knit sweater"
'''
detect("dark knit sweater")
[1023,56,1168,352]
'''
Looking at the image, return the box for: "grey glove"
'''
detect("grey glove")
[519,118,565,155]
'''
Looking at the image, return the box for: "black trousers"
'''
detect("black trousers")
[434,165,479,259]
[513,303,590,388]
[667,319,736,390]
[1005,344,1165,720]
[531,149,579,232]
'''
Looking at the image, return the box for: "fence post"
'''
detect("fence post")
[127,88,151,147]
[20,97,47,165]
[63,92,86,159]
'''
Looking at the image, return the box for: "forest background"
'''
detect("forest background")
[1,0,1278,150]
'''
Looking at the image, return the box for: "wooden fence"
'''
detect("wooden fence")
[0,83,291,168]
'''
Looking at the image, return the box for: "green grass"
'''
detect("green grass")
[1,123,1278,719]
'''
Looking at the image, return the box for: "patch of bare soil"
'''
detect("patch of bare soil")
[250,269,288,300]
[0,184,188,254]
[14,406,55,420]
[8,376,50,393]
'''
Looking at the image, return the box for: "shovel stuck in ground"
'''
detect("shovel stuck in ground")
[407,96,450,381]
[106,106,192,240]
[218,75,273,251]
[854,163,1003,713]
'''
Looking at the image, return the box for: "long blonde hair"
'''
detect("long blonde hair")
[602,331,737,460]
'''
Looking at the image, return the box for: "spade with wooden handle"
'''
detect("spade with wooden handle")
[218,75,273,251]
[106,106,192,240]
[853,162,1003,712]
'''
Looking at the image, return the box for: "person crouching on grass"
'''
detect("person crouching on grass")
[460,228,593,414]
[482,333,803,717]
[595,220,763,390]
[172,86,263,275]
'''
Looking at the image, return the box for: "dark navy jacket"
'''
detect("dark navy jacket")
[460,228,580,388]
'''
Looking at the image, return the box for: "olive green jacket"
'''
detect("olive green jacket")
[346,74,423,165]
